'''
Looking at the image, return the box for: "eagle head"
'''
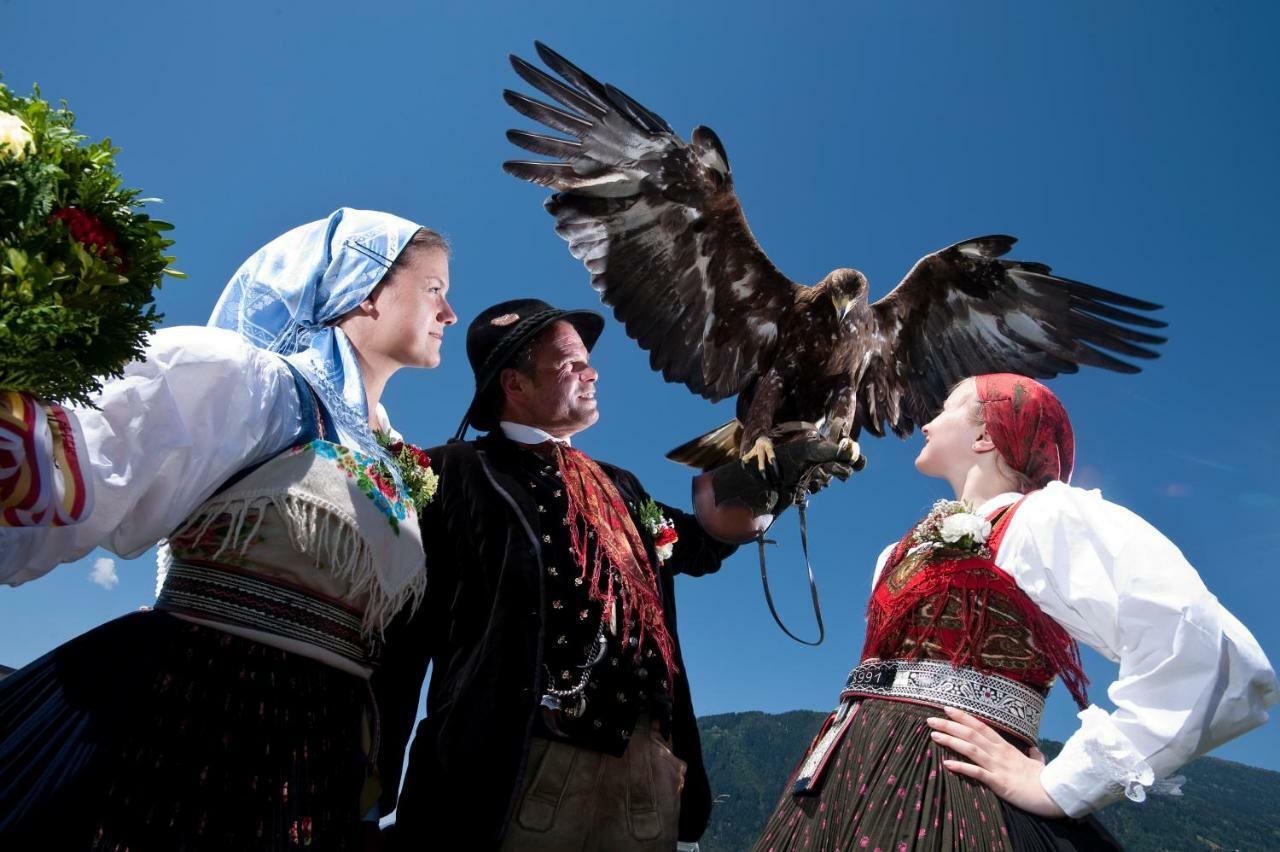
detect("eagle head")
[822,268,867,324]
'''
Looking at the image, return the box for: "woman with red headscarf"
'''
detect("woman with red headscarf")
[756,374,1277,851]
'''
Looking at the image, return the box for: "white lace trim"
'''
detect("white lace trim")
[1075,705,1162,803]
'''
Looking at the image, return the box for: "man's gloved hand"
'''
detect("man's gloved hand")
[777,436,863,497]
[709,436,864,518]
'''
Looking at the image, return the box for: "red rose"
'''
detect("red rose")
[387,440,406,455]
[654,526,678,548]
[408,446,432,468]
[367,466,397,499]
[49,207,121,264]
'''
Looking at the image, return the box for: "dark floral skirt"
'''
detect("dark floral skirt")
[754,698,1122,852]
[0,610,370,851]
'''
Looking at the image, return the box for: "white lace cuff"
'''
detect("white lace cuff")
[1040,705,1160,817]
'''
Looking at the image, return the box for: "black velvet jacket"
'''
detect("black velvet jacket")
[374,432,736,850]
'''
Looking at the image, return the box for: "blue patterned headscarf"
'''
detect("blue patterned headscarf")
[209,207,424,460]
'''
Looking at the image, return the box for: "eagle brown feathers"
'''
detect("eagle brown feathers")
[502,42,1167,471]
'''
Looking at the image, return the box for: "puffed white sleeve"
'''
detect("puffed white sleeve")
[870,541,898,589]
[996,481,1279,817]
[0,326,302,585]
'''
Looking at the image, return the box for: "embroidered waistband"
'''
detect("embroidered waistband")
[841,658,1045,745]
[155,559,374,669]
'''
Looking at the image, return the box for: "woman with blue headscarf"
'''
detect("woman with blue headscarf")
[0,208,455,849]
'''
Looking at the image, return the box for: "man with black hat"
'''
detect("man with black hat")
[374,298,854,851]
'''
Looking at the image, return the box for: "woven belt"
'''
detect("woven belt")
[155,558,374,669]
[841,658,1046,744]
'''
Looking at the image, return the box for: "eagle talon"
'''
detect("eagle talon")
[741,436,777,474]
[836,437,860,464]
[841,436,869,472]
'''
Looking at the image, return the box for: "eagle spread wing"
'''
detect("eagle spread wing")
[857,236,1167,437]
[503,42,800,402]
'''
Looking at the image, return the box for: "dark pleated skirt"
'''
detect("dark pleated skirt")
[0,610,370,851]
[754,698,1123,852]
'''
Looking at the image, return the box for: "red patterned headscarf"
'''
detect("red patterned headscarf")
[974,374,1074,492]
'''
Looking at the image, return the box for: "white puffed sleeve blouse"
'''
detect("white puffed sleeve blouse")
[872,481,1278,817]
[0,327,302,586]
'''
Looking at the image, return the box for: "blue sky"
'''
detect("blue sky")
[3,0,1279,778]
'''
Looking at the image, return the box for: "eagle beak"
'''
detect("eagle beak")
[834,295,854,323]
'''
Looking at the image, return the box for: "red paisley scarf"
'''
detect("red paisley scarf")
[553,444,678,680]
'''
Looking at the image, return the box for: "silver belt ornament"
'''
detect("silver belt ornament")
[840,658,1046,744]
[791,658,1046,796]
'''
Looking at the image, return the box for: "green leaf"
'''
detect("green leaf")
[0,83,183,403]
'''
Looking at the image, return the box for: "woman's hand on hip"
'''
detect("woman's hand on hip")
[926,706,1067,818]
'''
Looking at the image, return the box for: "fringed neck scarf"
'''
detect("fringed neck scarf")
[552,443,678,681]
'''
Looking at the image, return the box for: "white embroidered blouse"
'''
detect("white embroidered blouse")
[0,327,425,655]
[872,482,1279,818]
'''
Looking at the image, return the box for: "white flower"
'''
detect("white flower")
[939,512,992,544]
[655,542,675,561]
[932,499,968,516]
[0,112,34,161]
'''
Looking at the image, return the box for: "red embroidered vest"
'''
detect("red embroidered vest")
[862,500,1089,709]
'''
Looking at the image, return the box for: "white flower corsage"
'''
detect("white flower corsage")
[912,499,992,556]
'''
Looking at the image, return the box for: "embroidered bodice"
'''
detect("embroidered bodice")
[160,439,425,636]
[863,502,1089,708]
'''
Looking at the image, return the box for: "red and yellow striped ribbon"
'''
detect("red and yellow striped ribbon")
[1,390,92,527]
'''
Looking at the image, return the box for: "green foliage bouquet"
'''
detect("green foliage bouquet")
[0,81,184,406]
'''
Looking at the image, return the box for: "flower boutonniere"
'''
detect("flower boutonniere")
[375,432,439,511]
[912,499,992,557]
[638,498,679,562]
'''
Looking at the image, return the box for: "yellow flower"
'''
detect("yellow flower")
[421,466,439,504]
[0,111,34,160]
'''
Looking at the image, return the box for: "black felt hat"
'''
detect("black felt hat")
[453,298,605,438]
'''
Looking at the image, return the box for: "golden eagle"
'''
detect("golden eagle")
[502,43,1167,472]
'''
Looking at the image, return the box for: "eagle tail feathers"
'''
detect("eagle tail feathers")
[666,420,743,470]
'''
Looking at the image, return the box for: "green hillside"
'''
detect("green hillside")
[697,711,1280,851]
